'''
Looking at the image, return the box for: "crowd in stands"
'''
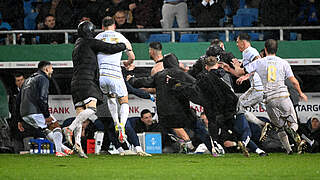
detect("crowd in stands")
[0,0,320,45]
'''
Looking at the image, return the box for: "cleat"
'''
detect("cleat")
[118,125,127,144]
[211,152,220,158]
[287,150,293,155]
[55,152,68,157]
[137,151,152,157]
[213,141,225,155]
[212,152,218,157]
[258,152,269,157]
[179,141,194,154]
[64,149,73,155]
[73,143,88,159]
[297,140,307,154]
[63,127,73,146]
[119,152,125,156]
[238,141,250,157]
[259,122,271,142]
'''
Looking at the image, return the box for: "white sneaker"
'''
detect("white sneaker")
[137,151,152,157]
[73,143,88,159]
[63,127,73,146]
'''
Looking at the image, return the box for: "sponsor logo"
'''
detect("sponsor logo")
[49,107,70,114]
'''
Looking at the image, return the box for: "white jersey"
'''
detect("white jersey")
[95,30,129,79]
[242,46,263,90]
[245,55,294,101]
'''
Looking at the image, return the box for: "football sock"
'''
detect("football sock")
[69,108,95,131]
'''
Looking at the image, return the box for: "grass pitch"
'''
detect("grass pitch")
[0,153,319,180]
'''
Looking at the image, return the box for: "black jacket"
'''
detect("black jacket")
[129,54,197,128]
[188,53,234,88]
[71,37,126,105]
[172,69,238,121]
[169,68,238,141]
[19,70,50,118]
[191,0,225,27]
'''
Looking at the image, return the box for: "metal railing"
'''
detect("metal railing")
[1,26,320,44]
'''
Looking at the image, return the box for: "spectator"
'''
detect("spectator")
[191,0,225,42]
[259,0,299,40]
[298,114,320,153]
[98,0,130,21]
[39,14,64,44]
[81,0,104,27]
[37,0,85,29]
[296,0,320,40]
[114,10,139,42]
[161,0,189,29]
[0,12,12,45]
[130,0,162,42]
[37,0,61,29]
[0,0,24,30]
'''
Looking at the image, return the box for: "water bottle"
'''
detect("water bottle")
[5,37,9,45]
[21,37,25,45]
[31,37,36,44]
[34,143,39,154]
[29,142,34,154]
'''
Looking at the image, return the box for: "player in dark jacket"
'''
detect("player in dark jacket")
[168,56,268,157]
[20,61,72,157]
[128,53,213,153]
[63,21,126,158]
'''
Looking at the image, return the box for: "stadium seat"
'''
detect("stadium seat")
[248,32,261,41]
[233,8,259,27]
[240,0,246,8]
[179,34,199,42]
[290,32,297,41]
[219,32,235,41]
[233,15,242,27]
[187,10,196,24]
[237,8,259,21]
[24,12,38,30]
[147,34,171,43]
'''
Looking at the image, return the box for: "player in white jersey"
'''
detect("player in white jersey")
[244,39,308,154]
[220,33,266,154]
[95,16,135,144]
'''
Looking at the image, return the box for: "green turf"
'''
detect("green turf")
[0,153,319,180]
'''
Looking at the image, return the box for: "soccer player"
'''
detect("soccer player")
[63,21,126,158]
[243,39,308,154]
[128,53,213,155]
[20,61,72,157]
[220,33,266,152]
[148,42,195,151]
[95,16,135,144]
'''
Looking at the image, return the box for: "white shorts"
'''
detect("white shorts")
[100,75,128,97]
[74,97,97,108]
[22,114,47,129]
[266,97,297,128]
[237,87,264,113]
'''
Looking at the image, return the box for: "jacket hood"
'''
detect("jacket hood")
[163,53,179,69]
